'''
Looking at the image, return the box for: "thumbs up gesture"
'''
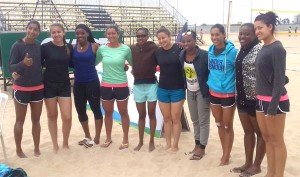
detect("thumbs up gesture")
[23,53,33,66]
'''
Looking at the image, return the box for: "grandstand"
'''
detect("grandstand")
[0,0,187,42]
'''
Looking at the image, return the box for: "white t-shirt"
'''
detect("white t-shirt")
[184,61,200,91]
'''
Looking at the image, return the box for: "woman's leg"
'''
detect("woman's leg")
[102,100,114,144]
[246,114,265,174]
[86,80,102,144]
[147,101,157,152]
[220,105,236,166]
[58,97,72,149]
[196,94,210,157]
[134,102,146,151]
[14,100,28,158]
[170,99,185,151]
[116,99,130,146]
[30,101,43,156]
[73,82,91,140]
[210,104,224,159]
[187,90,200,151]
[257,112,274,177]
[45,97,59,152]
[266,114,287,177]
[158,101,172,150]
[232,112,256,172]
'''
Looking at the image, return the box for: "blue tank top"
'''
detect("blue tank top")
[72,43,98,82]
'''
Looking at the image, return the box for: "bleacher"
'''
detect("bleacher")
[0,1,184,43]
[0,1,92,31]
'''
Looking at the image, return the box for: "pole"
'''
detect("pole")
[222,0,225,24]
[250,0,252,22]
[226,1,232,39]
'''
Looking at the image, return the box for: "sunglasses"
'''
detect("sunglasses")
[182,31,192,36]
[136,34,147,38]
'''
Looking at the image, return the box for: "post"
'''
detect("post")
[226,1,232,39]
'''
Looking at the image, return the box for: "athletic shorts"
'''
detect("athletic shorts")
[157,87,185,103]
[237,99,256,117]
[100,86,129,101]
[14,89,44,105]
[209,94,235,108]
[133,83,158,103]
[44,80,71,98]
[256,99,290,115]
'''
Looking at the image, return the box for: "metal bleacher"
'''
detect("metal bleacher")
[0,0,186,44]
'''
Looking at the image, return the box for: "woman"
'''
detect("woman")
[231,23,265,176]
[73,24,103,147]
[96,26,132,150]
[155,27,185,152]
[207,24,237,165]
[179,30,210,159]
[254,12,289,177]
[131,28,158,152]
[9,21,43,158]
[41,23,73,153]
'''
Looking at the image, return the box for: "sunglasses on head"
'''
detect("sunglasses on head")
[182,31,192,36]
[136,34,147,38]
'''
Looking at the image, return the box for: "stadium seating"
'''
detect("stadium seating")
[0,1,182,42]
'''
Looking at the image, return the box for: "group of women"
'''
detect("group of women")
[9,10,289,177]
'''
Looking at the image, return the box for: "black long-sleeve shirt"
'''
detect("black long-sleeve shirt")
[9,39,43,87]
[255,41,288,115]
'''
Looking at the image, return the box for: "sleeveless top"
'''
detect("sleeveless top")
[72,43,98,82]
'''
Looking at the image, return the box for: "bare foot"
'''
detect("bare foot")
[34,149,41,157]
[149,142,155,152]
[171,147,178,152]
[134,142,143,151]
[93,139,99,145]
[239,166,262,177]
[63,144,69,149]
[53,146,59,154]
[219,158,230,166]
[16,150,27,158]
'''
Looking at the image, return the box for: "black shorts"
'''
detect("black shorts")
[237,99,256,117]
[256,99,290,115]
[100,86,129,101]
[44,80,71,98]
[209,94,235,108]
[14,89,44,105]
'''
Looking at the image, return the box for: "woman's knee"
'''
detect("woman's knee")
[78,114,88,122]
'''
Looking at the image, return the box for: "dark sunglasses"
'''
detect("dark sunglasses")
[136,34,147,38]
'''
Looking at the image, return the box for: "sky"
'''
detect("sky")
[167,0,300,25]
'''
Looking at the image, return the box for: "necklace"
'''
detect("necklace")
[78,43,87,50]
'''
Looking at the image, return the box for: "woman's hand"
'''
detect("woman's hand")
[12,72,20,80]
[23,53,33,66]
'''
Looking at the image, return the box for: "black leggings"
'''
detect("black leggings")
[73,79,103,122]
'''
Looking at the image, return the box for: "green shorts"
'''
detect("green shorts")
[133,83,158,103]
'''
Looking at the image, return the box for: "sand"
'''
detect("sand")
[0,34,299,177]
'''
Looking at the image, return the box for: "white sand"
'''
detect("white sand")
[0,34,299,177]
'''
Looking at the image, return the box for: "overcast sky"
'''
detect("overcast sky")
[167,0,300,25]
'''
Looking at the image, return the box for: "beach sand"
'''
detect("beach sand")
[0,34,299,177]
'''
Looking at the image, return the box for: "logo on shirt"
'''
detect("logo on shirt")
[209,59,224,71]
[185,66,196,79]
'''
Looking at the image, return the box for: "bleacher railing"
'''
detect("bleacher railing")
[158,0,187,26]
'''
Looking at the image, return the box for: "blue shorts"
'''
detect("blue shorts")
[157,87,185,103]
[133,83,158,103]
